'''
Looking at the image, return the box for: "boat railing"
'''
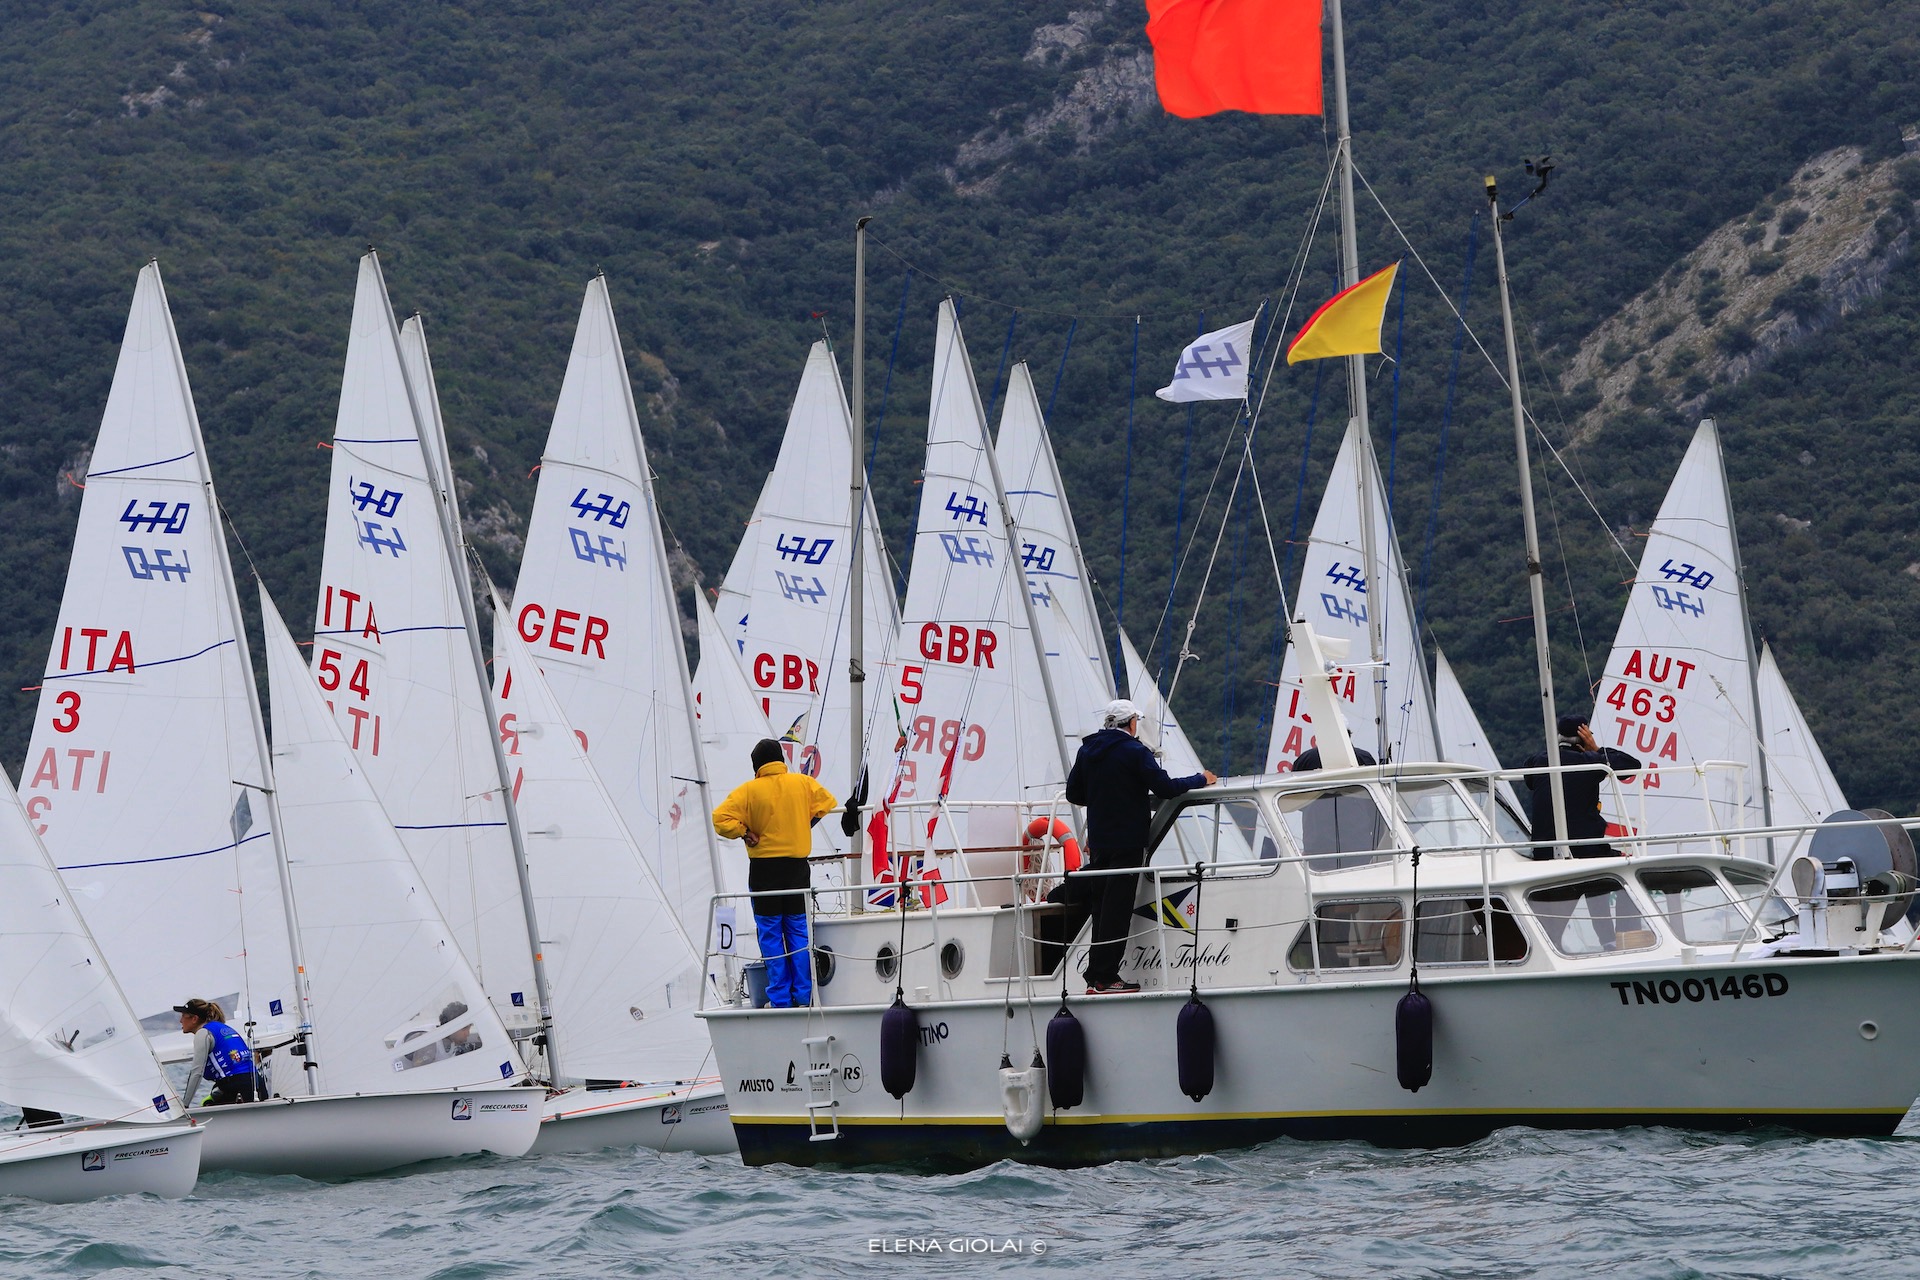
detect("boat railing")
[698,806,1920,1010]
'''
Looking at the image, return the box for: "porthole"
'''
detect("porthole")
[813,944,836,987]
[940,939,965,980]
[875,943,898,983]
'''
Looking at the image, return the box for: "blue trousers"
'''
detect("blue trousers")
[754,912,813,1008]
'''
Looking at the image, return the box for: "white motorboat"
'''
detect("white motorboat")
[701,742,1920,1166]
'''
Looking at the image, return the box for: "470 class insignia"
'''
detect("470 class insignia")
[1610,972,1789,1006]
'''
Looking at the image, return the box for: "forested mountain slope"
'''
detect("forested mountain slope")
[0,0,1916,804]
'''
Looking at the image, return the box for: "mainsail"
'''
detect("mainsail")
[1264,418,1438,770]
[311,253,537,1029]
[1595,419,1766,837]
[508,277,723,948]
[730,341,899,823]
[996,361,1114,739]
[881,300,1069,851]
[0,764,183,1123]
[260,586,523,1093]
[1756,642,1846,831]
[692,586,780,862]
[491,596,709,1083]
[25,263,297,1041]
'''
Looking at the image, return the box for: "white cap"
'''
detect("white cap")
[1101,698,1142,729]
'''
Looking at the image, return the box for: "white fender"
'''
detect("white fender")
[1000,1059,1046,1144]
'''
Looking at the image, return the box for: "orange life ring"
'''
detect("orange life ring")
[1024,816,1082,872]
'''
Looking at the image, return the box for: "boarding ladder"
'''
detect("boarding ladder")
[802,1033,839,1141]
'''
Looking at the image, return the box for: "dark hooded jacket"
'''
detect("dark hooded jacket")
[1065,728,1209,856]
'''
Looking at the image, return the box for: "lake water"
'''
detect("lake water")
[6,1113,1920,1277]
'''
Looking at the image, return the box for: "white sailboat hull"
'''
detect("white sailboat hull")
[0,1123,202,1202]
[706,953,1920,1168]
[192,1086,541,1177]
[530,1080,735,1155]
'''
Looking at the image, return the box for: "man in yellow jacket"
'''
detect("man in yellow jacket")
[712,739,838,1008]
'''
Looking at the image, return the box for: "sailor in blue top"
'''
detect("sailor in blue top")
[176,997,259,1107]
[1060,699,1217,994]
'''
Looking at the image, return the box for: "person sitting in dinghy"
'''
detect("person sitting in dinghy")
[175,997,258,1107]
[1523,713,1641,861]
[712,739,838,1009]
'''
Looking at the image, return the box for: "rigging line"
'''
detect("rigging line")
[1220,429,1266,773]
[1282,355,1330,593]
[1349,159,1637,569]
[863,234,1261,323]
[1156,311,1205,692]
[1116,316,1139,674]
[1164,444,1251,710]
[1386,269,1406,523]
[1242,427,1296,752]
[1137,378,1243,669]
[1417,212,1480,639]
[984,310,1020,422]
[1540,443,1597,703]
[1044,318,1077,420]
[1246,156,1342,437]
[868,267,913,477]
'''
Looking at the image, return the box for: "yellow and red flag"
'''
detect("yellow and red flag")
[1146,0,1323,118]
[1286,262,1400,365]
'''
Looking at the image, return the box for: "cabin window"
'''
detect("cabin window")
[1638,868,1749,944]
[1463,778,1533,845]
[1280,786,1392,872]
[1414,896,1528,964]
[1155,798,1279,868]
[1288,899,1405,971]
[1526,877,1656,957]
[1396,782,1488,854]
[1724,867,1796,935]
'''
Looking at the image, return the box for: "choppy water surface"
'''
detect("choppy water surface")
[7,1114,1920,1278]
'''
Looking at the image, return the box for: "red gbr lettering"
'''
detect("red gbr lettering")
[26,746,112,793]
[916,623,998,668]
[319,586,381,642]
[907,715,986,761]
[517,603,609,659]
[752,653,821,692]
[57,627,136,674]
[1619,649,1695,690]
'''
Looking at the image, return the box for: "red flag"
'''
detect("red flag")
[1145,0,1323,118]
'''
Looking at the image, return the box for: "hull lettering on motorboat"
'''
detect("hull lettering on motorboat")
[1129,942,1233,970]
[1611,973,1789,1006]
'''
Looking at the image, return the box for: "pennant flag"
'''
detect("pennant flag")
[1146,0,1323,119]
[1156,315,1258,403]
[1286,262,1400,365]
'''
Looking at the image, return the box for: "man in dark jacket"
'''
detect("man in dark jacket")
[1523,713,1641,860]
[1059,699,1217,994]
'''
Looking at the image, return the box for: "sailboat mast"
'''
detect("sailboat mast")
[392,301,562,1082]
[850,217,870,832]
[1486,180,1569,848]
[1327,0,1389,761]
[154,262,320,1094]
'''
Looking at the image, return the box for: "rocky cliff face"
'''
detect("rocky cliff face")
[950,2,1157,196]
[1563,142,1918,441]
